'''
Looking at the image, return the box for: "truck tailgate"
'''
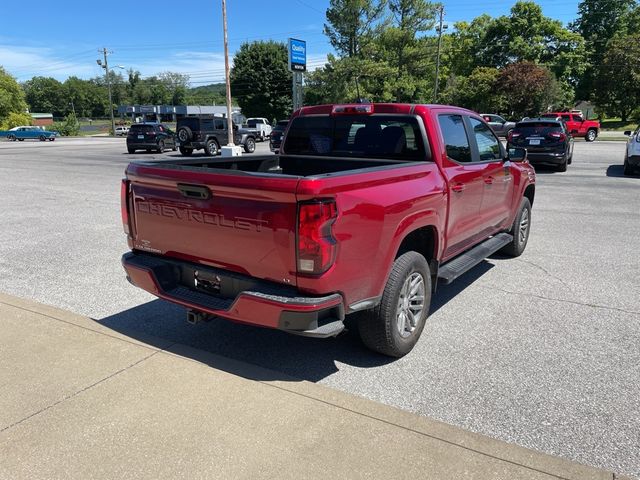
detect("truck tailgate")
[126,163,300,286]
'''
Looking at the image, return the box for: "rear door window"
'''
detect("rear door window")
[283,115,428,161]
[438,114,471,163]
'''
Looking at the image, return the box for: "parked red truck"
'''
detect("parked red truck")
[541,111,600,142]
[121,103,536,357]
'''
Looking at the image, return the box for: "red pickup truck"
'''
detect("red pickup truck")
[121,103,536,357]
[541,111,600,142]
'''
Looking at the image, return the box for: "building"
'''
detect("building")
[116,105,244,124]
[30,113,53,126]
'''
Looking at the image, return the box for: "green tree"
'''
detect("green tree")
[571,0,637,99]
[324,0,386,58]
[230,41,292,119]
[23,76,67,117]
[594,34,640,121]
[0,111,32,130]
[441,67,506,113]
[444,15,493,78]
[52,112,80,136]
[481,2,586,86]
[0,67,28,120]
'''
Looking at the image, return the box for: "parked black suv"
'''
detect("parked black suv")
[126,123,176,154]
[269,120,289,153]
[507,118,574,172]
[175,116,256,156]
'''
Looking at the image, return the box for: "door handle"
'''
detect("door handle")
[484,176,494,185]
[451,183,465,193]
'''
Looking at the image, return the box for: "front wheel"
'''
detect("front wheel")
[39,135,46,141]
[585,129,597,142]
[244,137,256,153]
[500,197,532,257]
[357,251,431,357]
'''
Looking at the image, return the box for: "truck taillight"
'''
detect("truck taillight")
[121,179,130,235]
[297,200,338,275]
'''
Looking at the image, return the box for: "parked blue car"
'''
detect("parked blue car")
[1,126,59,141]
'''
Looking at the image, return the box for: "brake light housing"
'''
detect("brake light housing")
[331,104,373,115]
[297,200,338,275]
[548,132,566,141]
[508,131,521,142]
[121,179,131,236]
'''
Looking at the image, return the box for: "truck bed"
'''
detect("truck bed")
[136,154,413,178]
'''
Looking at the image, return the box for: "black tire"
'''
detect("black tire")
[204,139,219,156]
[357,251,431,357]
[179,146,193,156]
[157,140,165,153]
[127,148,135,154]
[585,129,597,142]
[623,155,634,176]
[244,137,256,153]
[18,138,24,141]
[556,155,568,172]
[48,137,55,141]
[39,135,46,141]
[177,127,192,143]
[7,134,16,141]
[501,197,532,257]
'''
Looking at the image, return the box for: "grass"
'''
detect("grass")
[599,118,639,132]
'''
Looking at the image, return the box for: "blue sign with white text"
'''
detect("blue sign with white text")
[289,38,306,72]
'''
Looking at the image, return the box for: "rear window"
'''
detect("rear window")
[130,125,154,133]
[283,115,428,161]
[514,122,563,136]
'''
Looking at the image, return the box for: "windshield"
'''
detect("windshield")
[283,115,428,161]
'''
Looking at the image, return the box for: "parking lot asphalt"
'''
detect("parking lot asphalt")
[1,136,639,478]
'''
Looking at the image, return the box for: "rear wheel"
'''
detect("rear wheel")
[127,148,135,154]
[204,139,219,156]
[179,146,193,156]
[7,134,16,141]
[501,197,531,257]
[585,129,597,142]
[244,137,256,153]
[357,251,431,357]
[556,155,568,172]
[157,140,165,153]
[624,155,634,176]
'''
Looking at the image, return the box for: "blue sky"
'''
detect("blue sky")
[1,0,582,84]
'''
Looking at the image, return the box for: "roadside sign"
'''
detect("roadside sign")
[288,38,306,72]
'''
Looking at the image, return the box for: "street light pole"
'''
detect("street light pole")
[97,48,116,136]
[434,6,445,103]
[222,0,234,147]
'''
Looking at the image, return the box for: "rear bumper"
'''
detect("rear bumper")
[526,151,566,165]
[122,252,345,337]
[127,141,159,149]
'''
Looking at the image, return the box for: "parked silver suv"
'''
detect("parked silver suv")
[481,114,516,138]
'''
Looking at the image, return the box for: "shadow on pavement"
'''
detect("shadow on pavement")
[606,164,638,178]
[97,260,494,382]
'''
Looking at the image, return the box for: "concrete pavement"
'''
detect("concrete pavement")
[0,292,632,480]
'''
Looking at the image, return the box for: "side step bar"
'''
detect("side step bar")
[437,233,513,285]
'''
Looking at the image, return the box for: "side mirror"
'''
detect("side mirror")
[624,130,632,136]
[507,147,527,162]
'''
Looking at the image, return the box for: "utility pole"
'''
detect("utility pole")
[222,0,234,147]
[97,48,115,136]
[434,5,445,104]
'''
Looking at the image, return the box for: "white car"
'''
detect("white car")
[115,126,130,136]
[623,125,640,175]
[245,117,272,141]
